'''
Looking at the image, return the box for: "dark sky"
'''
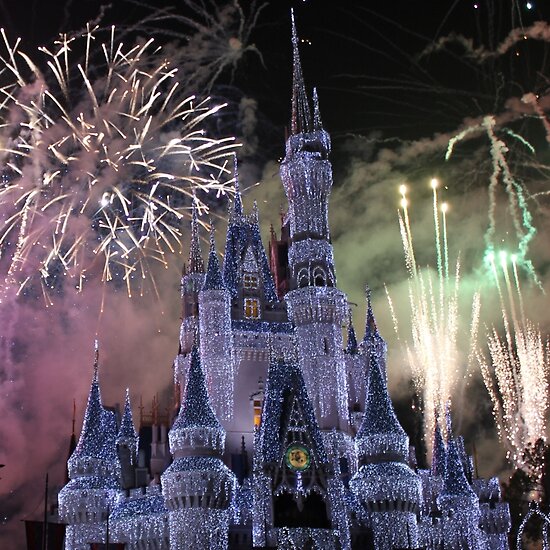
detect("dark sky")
[3,0,550,141]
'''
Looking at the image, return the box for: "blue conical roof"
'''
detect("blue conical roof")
[290,9,312,134]
[172,345,222,431]
[357,356,406,440]
[68,344,119,476]
[362,287,387,366]
[431,420,446,477]
[441,437,476,499]
[203,227,224,291]
[117,389,138,457]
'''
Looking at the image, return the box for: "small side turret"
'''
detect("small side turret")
[174,198,206,387]
[58,343,122,549]
[350,355,421,550]
[161,344,236,550]
[436,436,482,549]
[199,227,234,420]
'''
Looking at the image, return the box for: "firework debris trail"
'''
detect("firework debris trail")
[394,181,480,455]
[478,251,550,472]
[121,0,267,94]
[0,24,238,300]
[445,115,541,288]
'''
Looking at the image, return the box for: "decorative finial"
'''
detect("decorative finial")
[189,194,205,273]
[233,154,243,218]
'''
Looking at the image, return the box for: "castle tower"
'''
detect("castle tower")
[198,226,234,420]
[174,199,206,386]
[116,388,139,490]
[437,436,482,549]
[253,358,350,549]
[58,344,121,549]
[350,354,421,550]
[161,344,236,550]
[280,12,348,426]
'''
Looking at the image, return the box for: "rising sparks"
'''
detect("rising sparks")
[395,181,480,451]
[478,252,550,470]
[0,25,236,298]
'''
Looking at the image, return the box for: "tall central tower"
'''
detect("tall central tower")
[280,13,349,427]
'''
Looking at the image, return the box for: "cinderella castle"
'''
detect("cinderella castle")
[57,15,512,550]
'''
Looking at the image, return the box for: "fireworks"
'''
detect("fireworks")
[446,116,540,288]
[478,251,550,470]
[0,25,236,298]
[393,180,480,450]
[125,0,267,94]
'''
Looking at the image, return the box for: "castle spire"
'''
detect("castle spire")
[232,154,243,219]
[117,388,139,460]
[66,342,119,479]
[203,225,224,291]
[441,436,476,499]
[361,286,388,374]
[431,417,446,477]
[356,352,408,462]
[188,196,205,274]
[290,9,312,135]
[169,344,225,455]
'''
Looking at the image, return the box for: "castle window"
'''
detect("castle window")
[297,268,309,288]
[253,399,262,427]
[244,297,260,319]
[313,266,327,287]
[243,273,259,290]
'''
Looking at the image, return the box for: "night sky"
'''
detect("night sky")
[1,1,550,547]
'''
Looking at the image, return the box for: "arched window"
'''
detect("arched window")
[297,267,309,288]
[312,266,326,287]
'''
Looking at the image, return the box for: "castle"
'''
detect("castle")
[57,15,512,550]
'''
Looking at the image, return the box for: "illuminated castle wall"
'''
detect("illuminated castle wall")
[58,16,512,550]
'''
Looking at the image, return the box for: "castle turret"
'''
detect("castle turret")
[161,344,236,549]
[117,388,139,490]
[199,226,234,420]
[359,286,388,377]
[58,343,121,549]
[174,198,206,387]
[350,355,421,549]
[280,12,348,426]
[437,436,482,549]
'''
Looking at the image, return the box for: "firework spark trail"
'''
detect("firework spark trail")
[0,25,237,298]
[123,0,267,94]
[446,115,540,288]
[394,183,480,451]
[478,254,550,470]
